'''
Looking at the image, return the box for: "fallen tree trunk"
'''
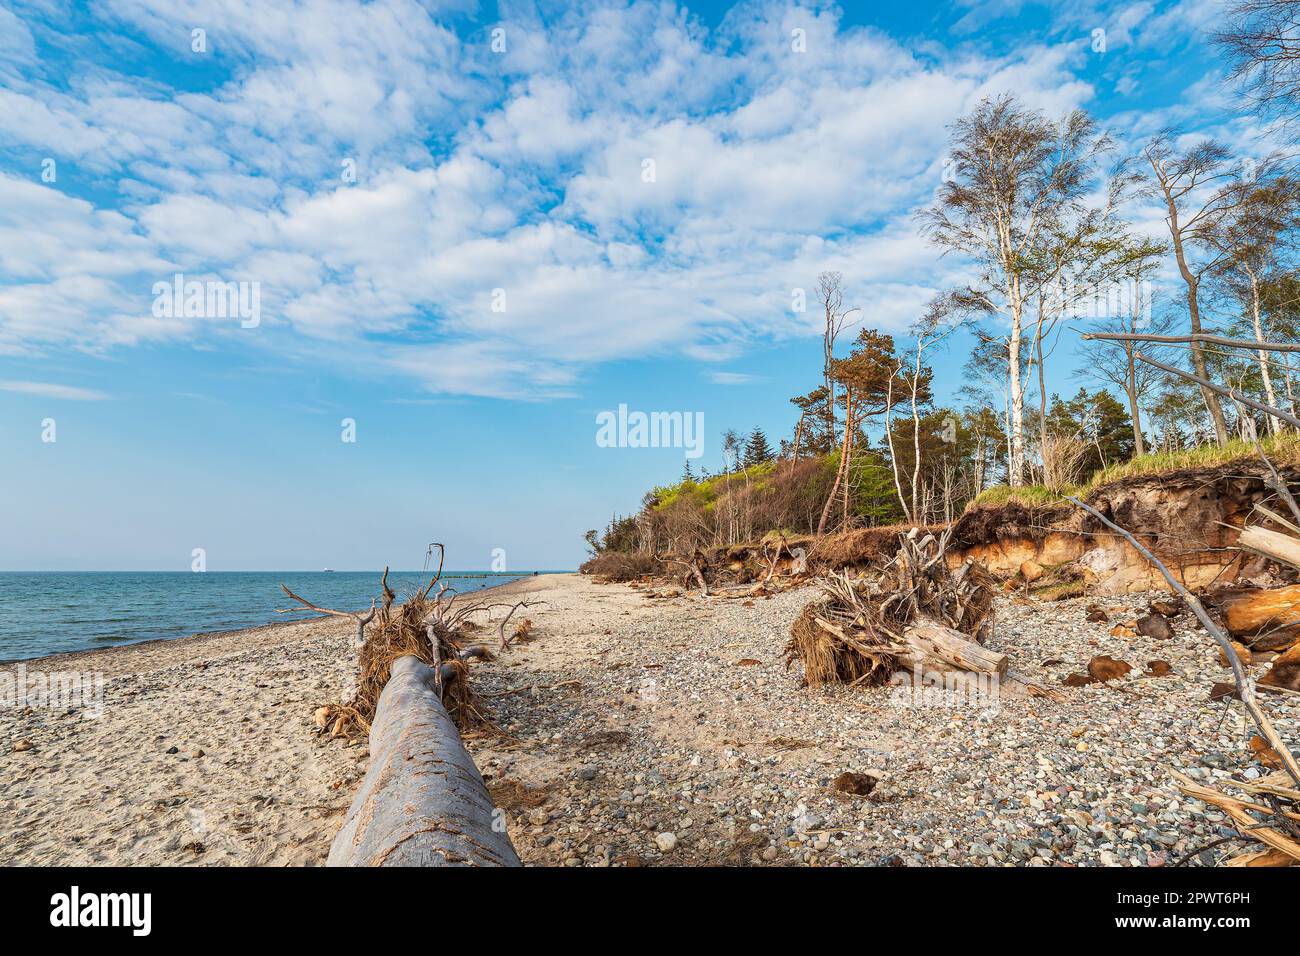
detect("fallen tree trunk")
[1207,584,1300,650]
[897,618,1008,678]
[1236,524,1300,573]
[328,655,521,867]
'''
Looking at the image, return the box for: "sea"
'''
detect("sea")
[0,570,544,661]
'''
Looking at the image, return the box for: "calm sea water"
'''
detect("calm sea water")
[0,571,541,661]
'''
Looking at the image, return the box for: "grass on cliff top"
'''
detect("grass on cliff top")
[967,431,1300,512]
[968,484,1082,509]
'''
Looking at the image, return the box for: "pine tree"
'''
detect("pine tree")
[681,459,694,482]
[744,427,773,467]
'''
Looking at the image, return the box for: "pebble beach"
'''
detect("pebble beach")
[2,572,1294,866]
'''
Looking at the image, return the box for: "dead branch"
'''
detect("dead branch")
[1251,438,1300,528]
[1084,331,1300,353]
[1065,495,1300,787]
[1135,351,1300,430]
[419,542,446,599]
[660,550,711,596]
[495,600,545,651]
[278,585,376,649]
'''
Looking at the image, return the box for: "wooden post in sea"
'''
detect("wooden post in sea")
[327,655,521,867]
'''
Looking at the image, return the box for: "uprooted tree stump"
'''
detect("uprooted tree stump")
[785,529,1000,689]
[328,656,521,867]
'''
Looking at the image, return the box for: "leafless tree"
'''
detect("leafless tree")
[1217,0,1300,133]
[1140,132,1254,445]
[817,271,861,446]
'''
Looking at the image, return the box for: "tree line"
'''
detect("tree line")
[586,2,1300,558]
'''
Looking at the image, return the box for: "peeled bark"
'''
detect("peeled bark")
[328,655,521,867]
[898,618,1008,678]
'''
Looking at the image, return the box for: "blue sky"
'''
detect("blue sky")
[0,0,1269,570]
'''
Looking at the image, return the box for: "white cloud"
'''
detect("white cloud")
[709,371,758,385]
[0,380,110,400]
[0,0,1224,398]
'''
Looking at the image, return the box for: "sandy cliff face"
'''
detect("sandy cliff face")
[949,467,1291,594]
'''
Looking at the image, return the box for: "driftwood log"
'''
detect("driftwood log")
[1236,524,1300,573]
[328,656,521,867]
[898,619,1008,677]
[1208,583,1300,650]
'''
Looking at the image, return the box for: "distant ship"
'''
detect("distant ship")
[322,568,335,573]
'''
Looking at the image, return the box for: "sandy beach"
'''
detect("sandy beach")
[2,572,1296,866]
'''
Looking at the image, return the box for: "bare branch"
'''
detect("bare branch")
[1084,331,1300,353]
[1065,495,1300,787]
[1135,350,1300,430]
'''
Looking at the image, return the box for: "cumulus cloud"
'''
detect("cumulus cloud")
[0,0,1243,398]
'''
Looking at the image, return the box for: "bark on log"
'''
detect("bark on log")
[1261,643,1300,692]
[1236,525,1300,573]
[1208,584,1300,650]
[328,655,521,867]
[897,619,1008,678]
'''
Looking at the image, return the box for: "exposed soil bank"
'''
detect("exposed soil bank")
[950,464,1299,594]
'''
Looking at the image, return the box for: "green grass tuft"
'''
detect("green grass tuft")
[967,431,1300,514]
[1088,431,1300,487]
[968,484,1079,509]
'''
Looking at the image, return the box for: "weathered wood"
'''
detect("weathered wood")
[1067,496,1300,788]
[1135,351,1300,430]
[1224,848,1294,867]
[1261,642,1300,692]
[1084,331,1300,353]
[1208,583,1300,649]
[1236,524,1300,573]
[328,655,521,867]
[898,618,1008,677]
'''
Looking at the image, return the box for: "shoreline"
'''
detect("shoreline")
[3,572,1296,866]
[2,572,554,670]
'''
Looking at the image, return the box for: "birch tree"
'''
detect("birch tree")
[817,272,860,447]
[1208,164,1299,433]
[921,95,1111,485]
